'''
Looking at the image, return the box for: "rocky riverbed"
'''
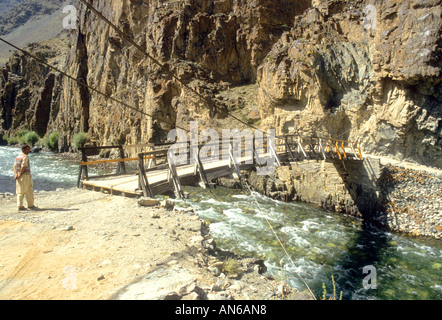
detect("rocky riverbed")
[0,188,312,300]
[377,165,442,239]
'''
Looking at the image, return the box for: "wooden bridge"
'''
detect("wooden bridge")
[78,135,363,199]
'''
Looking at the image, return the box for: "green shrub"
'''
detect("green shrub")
[20,131,40,146]
[48,132,59,150]
[15,129,30,139]
[41,134,50,148]
[7,136,18,145]
[73,132,88,150]
[221,257,240,275]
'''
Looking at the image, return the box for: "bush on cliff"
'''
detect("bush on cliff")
[5,135,18,145]
[73,132,88,150]
[42,132,59,151]
[20,131,40,146]
[49,132,59,150]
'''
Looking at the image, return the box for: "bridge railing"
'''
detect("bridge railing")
[281,135,363,161]
[77,134,363,196]
[77,144,155,187]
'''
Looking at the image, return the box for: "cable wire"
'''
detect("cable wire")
[0,37,189,134]
[78,0,264,135]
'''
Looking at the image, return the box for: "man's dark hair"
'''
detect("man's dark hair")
[21,144,31,152]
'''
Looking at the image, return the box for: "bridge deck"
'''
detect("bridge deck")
[79,135,364,198]
[81,154,268,197]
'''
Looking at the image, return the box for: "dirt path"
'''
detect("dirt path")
[0,188,311,300]
[364,154,442,177]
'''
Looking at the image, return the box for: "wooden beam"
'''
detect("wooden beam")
[297,137,308,159]
[229,142,242,179]
[318,138,327,160]
[138,155,154,198]
[81,156,154,166]
[194,148,210,189]
[168,161,185,198]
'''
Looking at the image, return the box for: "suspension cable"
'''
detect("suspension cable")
[0,37,189,133]
[78,0,264,135]
[243,182,317,300]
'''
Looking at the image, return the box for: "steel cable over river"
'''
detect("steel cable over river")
[1,145,440,300]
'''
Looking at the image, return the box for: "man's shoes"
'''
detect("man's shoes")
[28,206,39,211]
[18,206,27,212]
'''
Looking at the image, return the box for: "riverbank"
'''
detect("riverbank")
[0,188,312,300]
[217,156,442,240]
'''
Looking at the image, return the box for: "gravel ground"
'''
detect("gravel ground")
[0,188,313,300]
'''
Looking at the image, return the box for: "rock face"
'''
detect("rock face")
[0,38,69,137]
[256,0,442,168]
[53,0,311,152]
[0,0,441,168]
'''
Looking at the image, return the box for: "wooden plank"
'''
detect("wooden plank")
[194,148,210,188]
[269,138,281,166]
[168,161,185,198]
[229,143,242,180]
[81,156,154,166]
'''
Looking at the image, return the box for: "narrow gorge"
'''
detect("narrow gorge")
[0,1,441,234]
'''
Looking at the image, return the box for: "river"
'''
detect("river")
[175,188,441,300]
[0,145,90,193]
[0,146,441,299]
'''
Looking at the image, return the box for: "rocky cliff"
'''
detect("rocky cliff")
[1,0,441,167]
[0,37,68,138]
[256,0,442,168]
[53,0,312,151]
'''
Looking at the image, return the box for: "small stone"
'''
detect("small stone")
[161,291,182,300]
[208,266,221,276]
[150,211,160,219]
[167,260,179,266]
[138,197,160,207]
[97,275,105,281]
[161,199,175,210]
[66,225,74,231]
[228,281,244,291]
[210,283,221,292]
[207,292,230,300]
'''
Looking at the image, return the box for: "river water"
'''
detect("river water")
[0,145,88,193]
[175,186,442,300]
[0,146,441,299]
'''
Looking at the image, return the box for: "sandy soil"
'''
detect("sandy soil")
[0,188,312,300]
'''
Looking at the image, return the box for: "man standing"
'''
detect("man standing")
[13,144,37,211]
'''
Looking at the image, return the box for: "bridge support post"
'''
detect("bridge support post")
[168,161,185,198]
[118,146,126,174]
[229,141,242,180]
[318,138,327,160]
[77,149,89,188]
[269,137,281,166]
[138,153,153,198]
[194,146,210,189]
[284,136,296,162]
[297,137,308,159]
